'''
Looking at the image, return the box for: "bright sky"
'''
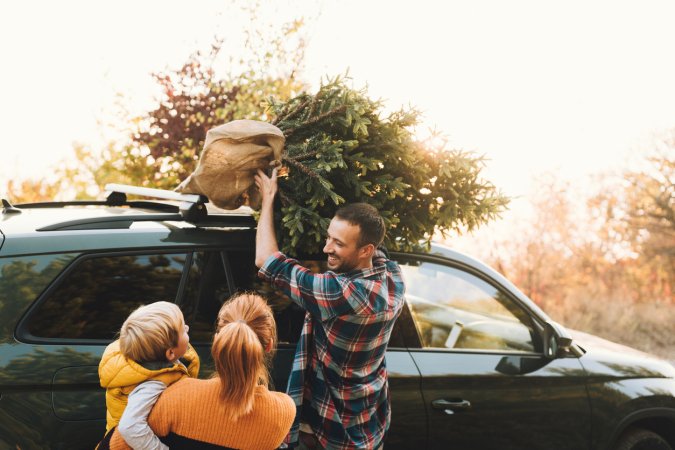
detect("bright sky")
[2,0,674,249]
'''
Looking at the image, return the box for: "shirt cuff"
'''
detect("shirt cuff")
[257,251,287,279]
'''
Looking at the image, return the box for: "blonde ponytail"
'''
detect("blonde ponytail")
[211,293,276,420]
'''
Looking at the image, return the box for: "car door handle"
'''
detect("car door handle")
[431,399,471,414]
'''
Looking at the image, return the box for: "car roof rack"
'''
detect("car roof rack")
[5,184,253,230]
[7,183,208,219]
[32,183,254,231]
[104,183,209,222]
[13,200,178,213]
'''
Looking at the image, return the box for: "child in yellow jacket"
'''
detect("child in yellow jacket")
[98,301,199,450]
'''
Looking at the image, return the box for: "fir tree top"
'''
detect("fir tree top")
[266,75,509,255]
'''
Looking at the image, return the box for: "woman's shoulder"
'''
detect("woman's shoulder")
[256,385,292,401]
[255,387,295,418]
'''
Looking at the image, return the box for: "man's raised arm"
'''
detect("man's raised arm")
[254,168,280,268]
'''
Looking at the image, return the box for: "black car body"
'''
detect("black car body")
[0,192,674,450]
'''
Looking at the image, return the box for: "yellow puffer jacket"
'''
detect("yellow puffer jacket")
[98,339,200,432]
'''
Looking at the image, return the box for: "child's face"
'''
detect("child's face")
[167,321,190,362]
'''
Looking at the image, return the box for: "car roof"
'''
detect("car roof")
[0,200,257,256]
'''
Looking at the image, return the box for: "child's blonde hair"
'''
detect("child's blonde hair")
[119,301,184,363]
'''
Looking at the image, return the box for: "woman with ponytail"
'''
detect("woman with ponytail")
[105,293,295,450]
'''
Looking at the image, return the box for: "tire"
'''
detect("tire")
[614,427,672,450]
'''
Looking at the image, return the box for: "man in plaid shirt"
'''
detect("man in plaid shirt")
[254,168,405,450]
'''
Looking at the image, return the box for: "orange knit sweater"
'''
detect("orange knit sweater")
[109,378,295,450]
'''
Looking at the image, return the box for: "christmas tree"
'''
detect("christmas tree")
[267,75,509,254]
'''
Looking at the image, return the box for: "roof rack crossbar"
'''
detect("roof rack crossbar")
[104,184,205,204]
[104,183,209,222]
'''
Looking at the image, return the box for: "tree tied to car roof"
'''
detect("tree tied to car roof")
[266,75,509,255]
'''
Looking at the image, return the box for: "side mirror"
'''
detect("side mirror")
[542,320,573,359]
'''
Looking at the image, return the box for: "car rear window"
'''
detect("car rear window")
[24,252,187,341]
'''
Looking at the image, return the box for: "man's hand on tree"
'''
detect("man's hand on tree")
[254,167,278,207]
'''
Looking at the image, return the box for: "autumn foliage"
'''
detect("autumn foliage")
[481,152,674,359]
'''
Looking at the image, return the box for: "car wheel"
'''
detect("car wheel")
[614,427,672,450]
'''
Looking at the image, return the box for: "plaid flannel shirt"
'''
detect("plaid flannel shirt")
[258,250,405,450]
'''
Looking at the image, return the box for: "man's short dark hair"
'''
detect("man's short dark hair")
[334,203,385,248]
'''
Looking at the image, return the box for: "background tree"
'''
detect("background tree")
[623,151,675,272]
[489,175,582,307]
[12,9,309,200]
[121,29,306,191]
[5,178,63,204]
[590,149,674,302]
[484,157,674,359]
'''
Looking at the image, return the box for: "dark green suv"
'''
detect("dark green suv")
[1,187,674,450]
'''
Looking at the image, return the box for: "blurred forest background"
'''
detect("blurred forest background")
[464,160,674,360]
[4,7,674,360]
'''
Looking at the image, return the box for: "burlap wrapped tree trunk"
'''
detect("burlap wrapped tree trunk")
[176,120,284,209]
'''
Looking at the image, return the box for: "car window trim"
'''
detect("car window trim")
[175,251,195,310]
[388,300,421,349]
[220,251,236,298]
[408,347,544,357]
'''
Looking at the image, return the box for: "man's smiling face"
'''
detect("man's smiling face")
[322,218,364,273]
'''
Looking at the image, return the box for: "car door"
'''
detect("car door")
[12,250,191,449]
[395,253,591,450]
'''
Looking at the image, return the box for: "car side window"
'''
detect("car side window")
[398,258,537,353]
[24,253,187,341]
